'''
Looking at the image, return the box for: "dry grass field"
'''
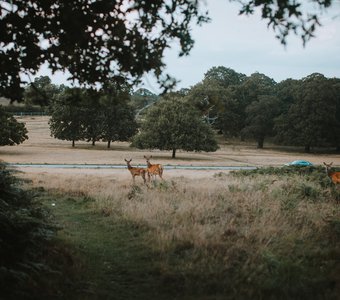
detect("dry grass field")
[2,116,340,299]
[1,116,340,179]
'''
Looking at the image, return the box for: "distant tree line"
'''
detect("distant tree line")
[48,82,138,148]
[2,67,340,154]
[183,67,340,152]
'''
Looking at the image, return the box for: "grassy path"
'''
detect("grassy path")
[41,194,176,300]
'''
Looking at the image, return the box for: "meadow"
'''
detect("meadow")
[1,116,340,299]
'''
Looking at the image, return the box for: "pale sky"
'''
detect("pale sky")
[36,0,340,94]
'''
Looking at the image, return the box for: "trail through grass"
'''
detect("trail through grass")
[39,193,175,300]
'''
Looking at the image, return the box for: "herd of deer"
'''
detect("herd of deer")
[125,158,340,186]
[125,155,163,184]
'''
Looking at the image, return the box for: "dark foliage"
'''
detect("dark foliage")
[0,0,209,101]
[0,105,28,146]
[1,0,335,101]
[0,164,64,299]
[132,97,219,158]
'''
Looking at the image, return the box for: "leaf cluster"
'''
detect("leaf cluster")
[132,97,218,157]
[0,105,28,146]
[0,164,58,299]
[236,0,332,46]
[0,0,209,101]
[23,75,64,107]
[1,0,336,102]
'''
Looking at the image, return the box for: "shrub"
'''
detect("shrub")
[0,164,62,299]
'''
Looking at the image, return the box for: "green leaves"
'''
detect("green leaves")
[0,0,209,100]
[235,0,330,46]
[0,106,28,146]
[274,73,339,151]
[49,85,137,147]
[0,164,58,299]
[2,0,333,101]
[132,97,218,158]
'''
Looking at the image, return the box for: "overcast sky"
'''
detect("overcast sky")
[37,0,340,94]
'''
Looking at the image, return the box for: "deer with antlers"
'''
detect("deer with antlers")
[124,159,147,184]
[323,162,340,185]
[144,155,164,182]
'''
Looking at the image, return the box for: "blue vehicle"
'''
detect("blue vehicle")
[284,160,313,166]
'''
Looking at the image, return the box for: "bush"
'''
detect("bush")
[0,164,61,299]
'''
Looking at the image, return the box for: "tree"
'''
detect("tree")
[100,83,138,148]
[241,95,281,148]
[330,78,340,151]
[187,67,246,135]
[49,84,138,148]
[239,72,277,104]
[23,76,60,106]
[228,72,277,141]
[0,0,209,101]
[0,105,28,146]
[275,78,300,114]
[49,88,85,147]
[236,0,333,46]
[132,97,218,158]
[203,66,247,89]
[130,88,158,111]
[275,73,338,152]
[81,90,104,146]
[0,0,335,101]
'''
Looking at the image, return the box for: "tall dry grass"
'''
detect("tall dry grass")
[23,170,340,298]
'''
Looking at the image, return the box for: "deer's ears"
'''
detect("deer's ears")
[125,158,132,162]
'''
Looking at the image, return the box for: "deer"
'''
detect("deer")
[124,159,147,184]
[323,162,340,185]
[144,155,164,182]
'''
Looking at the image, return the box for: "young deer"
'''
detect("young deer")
[124,159,146,184]
[323,162,340,184]
[144,155,164,182]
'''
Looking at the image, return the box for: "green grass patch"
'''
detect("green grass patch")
[37,193,176,300]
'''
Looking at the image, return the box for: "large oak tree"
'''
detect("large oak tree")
[131,97,218,158]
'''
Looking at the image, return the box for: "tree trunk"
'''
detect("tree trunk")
[172,148,176,158]
[336,146,340,153]
[72,139,75,148]
[107,140,111,148]
[257,137,264,149]
[304,145,310,153]
[92,139,95,146]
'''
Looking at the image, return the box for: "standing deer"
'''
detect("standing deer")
[144,155,164,182]
[323,162,340,184]
[124,159,146,184]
